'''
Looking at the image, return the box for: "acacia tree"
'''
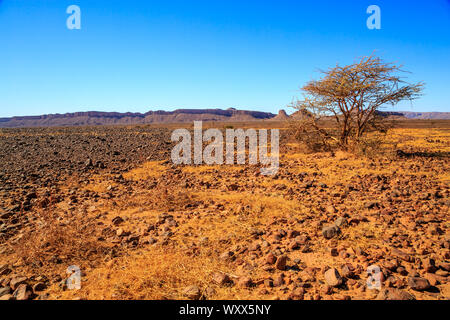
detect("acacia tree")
[290,55,424,150]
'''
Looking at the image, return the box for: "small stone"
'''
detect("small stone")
[435,269,448,277]
[0,294,14,300]
[423,258,437,273]
[145,237,157,245]
[10,276,27,290]
[391,248,412,262]
[334,217,348,228]
[212,273,231,286]
[288,287,305,300]
[438,261,450,271]
[0,265,11,276]
[238,277,253,288]
[182,285,201,300]
[0,287,11,297]
[341,264,354,278]
[408,277,430,291]
[321,285,332,295]
[248,242,260,251]
[383,260,399,271]
[287,230,300,239]
[424,274,440,286]
[265,253,277,265]
[264,279,273,287]
[32,282,46,292]
[85,158,93,167]
[376,288,415,300]
[328,247,339,256]
[12,284,32,300]
[204,286,216,298]
[289,240,300,250]
[219,251,234,262]
[275,255,288,271]
[322,225,340,239]
[396,266,408,276]
[272,274,284,287]
[324,268,343,287]
[112,216,124,226]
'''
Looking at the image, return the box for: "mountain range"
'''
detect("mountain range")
[0,109,448,128]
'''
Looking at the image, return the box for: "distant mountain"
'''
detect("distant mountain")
[287,110,450,120]
[376,111,450,120]
[272,109,289,120]
[1,109,448,128]
[0,108,276,128]
[392,111,450,120]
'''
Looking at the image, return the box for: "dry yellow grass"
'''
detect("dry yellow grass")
[2,127,448,300]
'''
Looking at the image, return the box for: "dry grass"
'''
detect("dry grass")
[10,207,117,278]
[2,126,448,300]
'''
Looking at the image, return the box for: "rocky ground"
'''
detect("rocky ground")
[0,125,448,300]
[0,126,172,239]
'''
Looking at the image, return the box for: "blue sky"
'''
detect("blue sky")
[1,0,449,117]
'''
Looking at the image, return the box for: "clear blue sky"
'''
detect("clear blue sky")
[1,0,449,117]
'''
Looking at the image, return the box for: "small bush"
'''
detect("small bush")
[12,208,117,276]
[349,132,398,159]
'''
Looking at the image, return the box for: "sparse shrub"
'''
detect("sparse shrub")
[12,208,116,276]
[349,130,399,159]
[149,184,197,211]
[288,119,338,152]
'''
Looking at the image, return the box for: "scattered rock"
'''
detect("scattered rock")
[10,276,27,290]
[0,264,11,276]
[376,288,415,300]
[288,287,305,300]
[238,277,253,288]
[391,248,412,262]
[219,251,234,262]
[328,247,338,257]
[0,287,11,297]
[322,225,340,239]
[334,217,348,228]
[265,253,277,265]
[324,268,343,287]
[341,264,354,278]
[32,282,47,292]
[12,284,32,300]
[273,274,284,287]
[275,255,288,271]
[0,294,14,300]
[408,277,430,291]
[182,285,201,300]
[212,273,231,286]
[112,216,124,226]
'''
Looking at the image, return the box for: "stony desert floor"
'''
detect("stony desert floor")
[0,122,449,300]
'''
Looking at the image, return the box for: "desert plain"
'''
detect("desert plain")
[0,120,448,300]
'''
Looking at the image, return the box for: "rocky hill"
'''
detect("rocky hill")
[0,108,276,128]
[394,111,450,120]
[287,110,450,120]
[272,110,290,120]
[1,108,448,128]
